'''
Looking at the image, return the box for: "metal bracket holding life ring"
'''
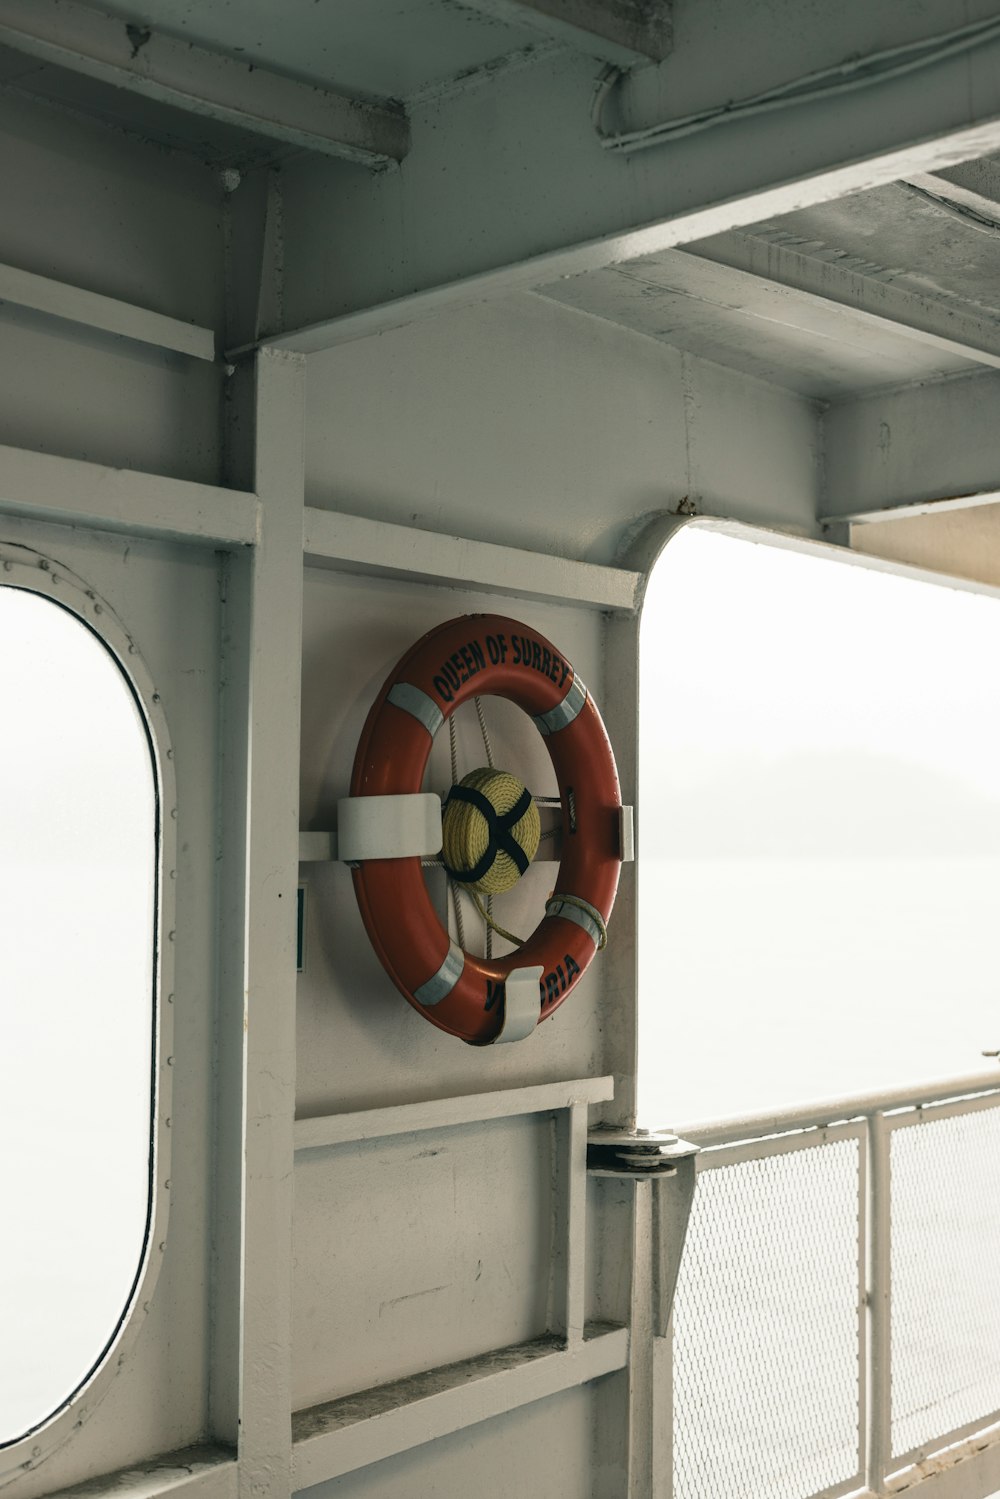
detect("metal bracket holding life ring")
[343,613,625,1046]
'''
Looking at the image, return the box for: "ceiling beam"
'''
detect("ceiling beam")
[459,0,672,65]
[821,370,1000,524]
[904,158,1000,225]
[828,489,1000,525]
[686,230,1000,371]
[0,0,408,168]
[0,256,215,360]
[0,440,259,546]
[272,4,1000,350]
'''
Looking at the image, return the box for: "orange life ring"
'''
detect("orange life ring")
[349,614,622,1044]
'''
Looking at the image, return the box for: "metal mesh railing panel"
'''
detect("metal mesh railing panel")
[891,1103,1000,1460]
[673,1137,861,1499]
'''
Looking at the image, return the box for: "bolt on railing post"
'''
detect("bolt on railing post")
[868,1110,893,1494]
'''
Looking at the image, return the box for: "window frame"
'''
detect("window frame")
[0,539,175,1481]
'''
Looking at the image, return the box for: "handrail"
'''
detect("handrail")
[670,1066,1000,1148]
[667,1067,1000,1498]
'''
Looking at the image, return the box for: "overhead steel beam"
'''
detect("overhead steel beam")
[459,0,672,65]
[0,0,408,168]
[832,489,1000,525]
[0,441,260,546]
[0,257,215,359]
[687,231,1000,372]
[905,158,1000,225]
[821,370,1000,524]
[273,4,1000,350]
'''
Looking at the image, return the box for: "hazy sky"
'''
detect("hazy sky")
[642,526,1000,801]
[638,525,1000,1125]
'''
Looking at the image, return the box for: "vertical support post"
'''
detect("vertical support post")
[210,549,251,1446]
[868,1110,893,1493]
[626,1179,655,1499]
[603,609,641,1127]
[238,347,306,1498]
[650,1160,697,1498]
[549,1100,588,1344]
[652,1158,698,1337]
[856,1122,869,1489]
[652,1318,674,1499]
[604,514,692,1130]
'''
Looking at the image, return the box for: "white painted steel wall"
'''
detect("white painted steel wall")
[0,82,845,1499]
[0,91,223,486]
[2,11,998,1496]
[304,295,822,564]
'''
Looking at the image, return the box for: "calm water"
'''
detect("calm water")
[642,856,1000,1498]
[639,856,1000,1128]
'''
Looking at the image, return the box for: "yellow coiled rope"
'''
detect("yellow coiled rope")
[441,766,541,947]
[442,768,541,894]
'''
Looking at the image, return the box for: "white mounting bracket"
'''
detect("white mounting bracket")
[297,796,442,863]
[297,798,634,864]
[587,1128,699,1336]
[299,830,337,862]
[336,793,442,864]
[493,965,544,1044]
[619,805,634,862]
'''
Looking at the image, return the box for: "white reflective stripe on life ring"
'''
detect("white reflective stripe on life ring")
[532,675,587,736]
[545,894,605,949]
[388,682,445,738]
[414,941,465,1006]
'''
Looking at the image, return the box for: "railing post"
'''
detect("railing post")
[868,1109,892,1494]
[549,1100,589,1345]
[654,1320,674,1499]
[588,1130,698,1498]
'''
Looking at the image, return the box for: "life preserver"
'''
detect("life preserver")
[349,614,622,1044]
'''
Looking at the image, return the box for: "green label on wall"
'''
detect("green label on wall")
[297,885,305,973]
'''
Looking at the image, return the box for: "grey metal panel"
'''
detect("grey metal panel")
[291,1383,602,1499]
[292,1115,554,1411]
[302,295,822,569]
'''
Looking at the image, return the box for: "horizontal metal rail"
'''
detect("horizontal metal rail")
[672,1068,1000,1148]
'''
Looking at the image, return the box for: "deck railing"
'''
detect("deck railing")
[665,1070,1000,1499]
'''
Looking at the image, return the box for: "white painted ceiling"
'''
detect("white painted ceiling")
[0,0,547,165]
[535,242,981,402]
[537,172,1000,402]
[56,0,543,101]
[738,179,1000,314]
[4,0,1000,405]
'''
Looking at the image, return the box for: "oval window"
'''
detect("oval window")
[0,583,157,1445]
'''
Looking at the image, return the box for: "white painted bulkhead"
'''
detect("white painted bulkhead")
[1,5,1000,1498]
